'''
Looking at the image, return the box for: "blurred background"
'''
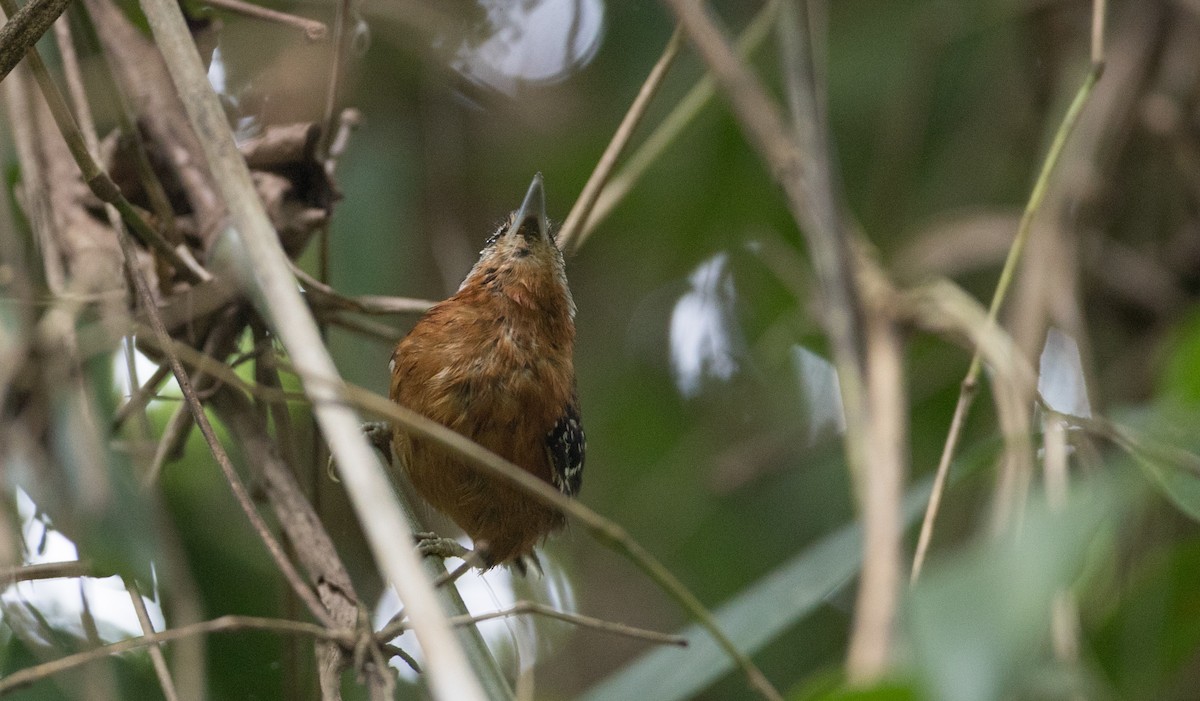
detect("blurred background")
[4,0,1200,699]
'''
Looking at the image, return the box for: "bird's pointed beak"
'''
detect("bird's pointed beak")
[506,173,549,242]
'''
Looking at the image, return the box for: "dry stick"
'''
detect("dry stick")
[0,615,352,695]
[148,402,193,483]
[52,15,154,446]
[112,364,172,430]
[124,580,182,701]
[774,0,903,681]
[449,602,687,648]
[207,384,392,701]
[0,560,92,584]
[1091,0,1107,65]
[0,0,71,81]
[556,26,684,256]
[322,313,403,343]
[847,286,907,682]
[1041,414,1084,699]
[316,0,354,160]
[293,262,435,314]
[909,64,1105,583]
[581,1,779,245]
[203,0,327,40]
[381,591,687,663]
[135,0,487,697]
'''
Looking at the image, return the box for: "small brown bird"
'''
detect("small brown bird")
[389,175,584,568]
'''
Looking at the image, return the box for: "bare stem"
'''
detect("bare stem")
[557,27,683,255]
[0,615,350,694]
[203,0,327,40]
[451,602,687,648]
[0,560,92,583]
[0,0,72,82]
[125,580,182,701]
[910,63,1105,582]
[583,2,779,241]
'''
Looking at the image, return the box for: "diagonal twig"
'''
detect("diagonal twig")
[125,580,182,701]
[203,0,327,40]
[909,21,1107,581]
[0,615,352,695]
[556,27,683,256]
[0,0,71,82]
[582,2,779,243]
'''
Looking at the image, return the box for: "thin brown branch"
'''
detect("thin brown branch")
[124,580,182,701]
[293,262,435,315]
[909,1,1107,577]
[449,602,687,648]
[147,403,192,484]
[321,313,404,344]
[0,560,93,584]
[379,599,684,653]
[0,615,351,695]
[144,315,240,484]
[0,0,71,82]
[316,0,353,160]
[208,383,387,698]
[583,2,778,239]
[556,27,683,255]
[845,273,908,682]
[1091,0,1107,64]
[203,0,327,40]
[113,364,172,430]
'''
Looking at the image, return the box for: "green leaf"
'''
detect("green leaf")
[906,477,1124,701]
[582,481,933,701]
[1135,451,1200,522]
[1105,405,1200,523]
[807,683,919,701]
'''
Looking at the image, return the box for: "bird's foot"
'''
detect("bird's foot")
[413,532,470,561]
[325,422,393,483]
[362,421,393,460]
